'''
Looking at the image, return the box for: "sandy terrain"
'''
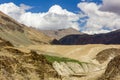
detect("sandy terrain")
[27,44,120,62]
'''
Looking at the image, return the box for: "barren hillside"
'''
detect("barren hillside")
[99,55,120,80]
[0,37,120,80]
[0,41,102,80]
[0,11,53,46]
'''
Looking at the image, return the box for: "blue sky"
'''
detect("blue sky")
[0,0,102,13]
[0,0,120,34]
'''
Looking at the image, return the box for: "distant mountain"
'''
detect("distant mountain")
[40,28,84,40]
[0,11,53,46]
[55,29,120,45]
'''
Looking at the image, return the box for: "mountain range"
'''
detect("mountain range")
[55,29,120,45]
[40,28,83,40]
[0,11,120,45]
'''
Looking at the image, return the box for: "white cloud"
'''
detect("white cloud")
[20,3,32,10]
[0,2,120,34]
[0,2,23,19]
[20,5,79,30]
[0,3,80,30]
[100,0,120,14]
[78,2,120,34]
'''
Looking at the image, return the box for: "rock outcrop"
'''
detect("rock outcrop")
[53,61,99,76]
[99,55,120,80]
[0,47,61,80]
[96,48,120,64]
[0,45,102,80]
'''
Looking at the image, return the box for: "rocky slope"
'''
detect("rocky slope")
[56,29,120,45]
[0,53,60,80]
[0,40,120,80]
[40,28,83,40]
[45,55,100,76]
[0,43,60,80]
[99,55,120,80]
[0,11,53,46]
[96,48,120,64]
[0,44,101,80]
[0,41,105,80]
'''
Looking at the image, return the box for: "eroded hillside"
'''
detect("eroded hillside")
[0,46,100,80]
[0,47,60,80]
[0,11,53,46]
[96,48,120,64]
[99,55,120,80]
[0,39,120,80]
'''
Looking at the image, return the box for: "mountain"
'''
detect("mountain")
[40,28,83,40]
[0,11,53,46]
[56,29,120,45]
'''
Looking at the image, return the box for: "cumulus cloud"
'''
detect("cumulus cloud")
[0,3,80,30]
[0,2,23,19]
[78,2,120,34]
[100,0,120,15]
[20,3,32,10]
[20,5,79,30]
[0,2,120,34]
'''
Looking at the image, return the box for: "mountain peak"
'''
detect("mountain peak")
[40,27,83,40]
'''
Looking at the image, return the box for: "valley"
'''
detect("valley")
[27,44,120,62]
[0,9,120,80]
[1,42,120,80]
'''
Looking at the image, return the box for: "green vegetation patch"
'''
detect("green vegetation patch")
[44,54,87,65]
